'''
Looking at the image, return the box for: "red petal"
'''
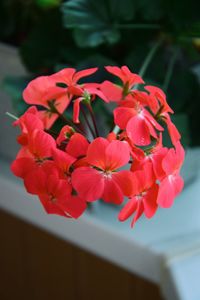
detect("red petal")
[24,167,47,195]
[73,68,98,83]
[157,176,175,208]
[151,147,168,180]
[172,173,184,197]
[114,107,136,129]
[131,200,144,227]
[164,114,181,146]
[59,195,87,219]
[105,140,130,170]
[71,167,104,202]
[73,98,82,123]
[112,170,134,196]
[118,197,138,221]
[11,157,35,179]
[86,87,109,103]
[86,137,108,169]
[23,75,65,107]
[66,133,89,158]
[56,125,74,145]
[105,66,124,80]
[100,81,122,102]
[39,195,67,217]
[28,130,56,158]
[51,68,76,85]
[52,148,76,175]
[102,178,124,204]
[143,184,158,218]
[126,116,151,146]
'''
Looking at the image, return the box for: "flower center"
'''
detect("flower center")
[103,170,113,179]
[49,193,57,203]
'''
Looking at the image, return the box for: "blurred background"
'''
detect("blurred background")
[0,1,200,299]
[1,0,200,146]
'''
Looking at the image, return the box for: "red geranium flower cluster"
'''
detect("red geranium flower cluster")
[11,66,185,227]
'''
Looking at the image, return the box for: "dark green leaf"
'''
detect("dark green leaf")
[62,0,135,47]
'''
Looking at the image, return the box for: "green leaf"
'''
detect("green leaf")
[62,0,135,47]
[74,28,120,47]
[136,0,164,21]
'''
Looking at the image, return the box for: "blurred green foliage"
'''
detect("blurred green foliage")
[1,0,200,146]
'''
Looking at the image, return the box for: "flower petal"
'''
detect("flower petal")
[86,137,109,169]
[102,178,124,204]
[66,133,89,158]
[131,200,144,227]
[143,184,158,218]
[114,107,136,129]
[104,140,130,170]
[71,167,104,202]
[118,197,138,221]
[73,68,98,83]
[127,116,151,146]
[112,170,134,197]
[73,98,82,123]
[100,81,122,102]
[157,176,175,208]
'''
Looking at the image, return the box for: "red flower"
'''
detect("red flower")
[100,80,122,102]
[24,164,86,218]
[23,76,70,129]
[101,66,144,103]
[56,125,75,146]
[23,67,98,129]
[66,133,89,158]
[13,106,44,145]
[10,65,185,226]
[52,148,76,179]
[51,67,98,86]
[11,129,56,179]
[105,66,144,89]
[72,138,134,204]
[157,141,185,208]
[145,85,181,146]
[114,96,163,146]
[118,162,158,227]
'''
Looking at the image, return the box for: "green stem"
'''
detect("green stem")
[6,112,18,120]
[138,37,164,78]
[162,48,179,92]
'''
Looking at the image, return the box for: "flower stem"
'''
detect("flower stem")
[51,104,85,135]
[86,104,99,138]
[138,37,164,78]
[80,105,96,139]
[162,48,179,92]
[6,112,18,120]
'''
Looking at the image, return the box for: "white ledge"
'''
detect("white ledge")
[1,151,200,300]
